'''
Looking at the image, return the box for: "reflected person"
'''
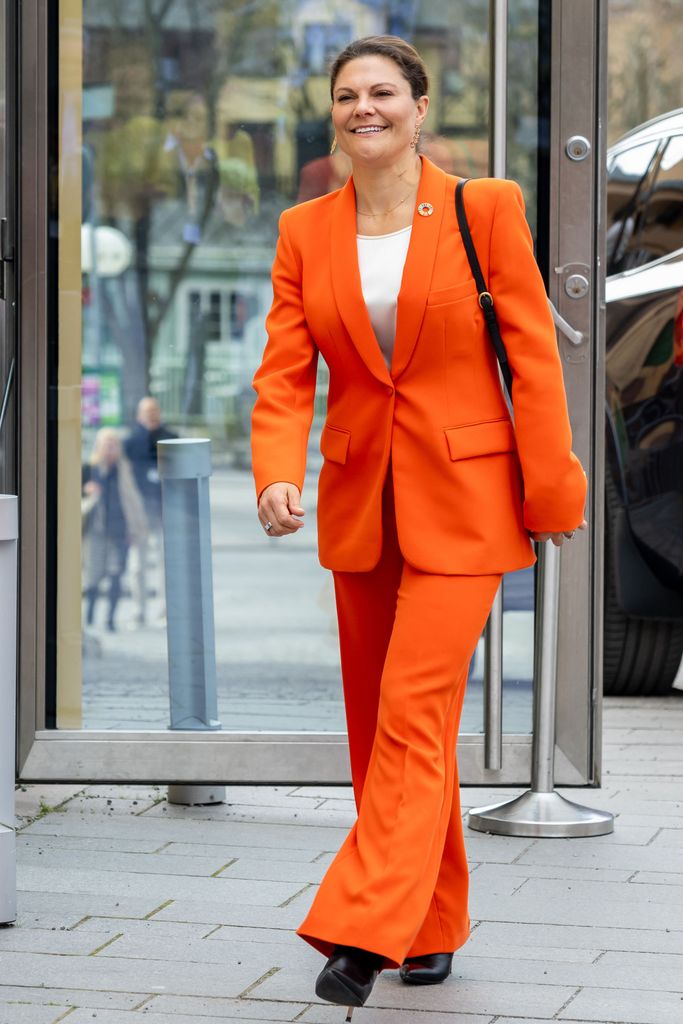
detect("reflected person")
[82,428,148,632]
[251,35,588,1019]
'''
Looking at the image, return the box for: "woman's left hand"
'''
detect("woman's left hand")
[530,518,588,546]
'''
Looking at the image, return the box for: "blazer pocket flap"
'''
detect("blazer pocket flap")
[426,281,478,306]
[320,424,351,464]
[444,418,516,461]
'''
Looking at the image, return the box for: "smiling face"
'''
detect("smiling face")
[331,54,428,167]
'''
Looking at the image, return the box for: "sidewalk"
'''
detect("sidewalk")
[2,694,683,1024]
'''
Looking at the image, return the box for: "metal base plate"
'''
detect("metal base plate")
[466,789,614,837]
[167,784,226,806]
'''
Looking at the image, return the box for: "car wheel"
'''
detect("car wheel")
[603,471,683,695]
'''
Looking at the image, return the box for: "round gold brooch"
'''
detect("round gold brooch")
[417,202,434,217]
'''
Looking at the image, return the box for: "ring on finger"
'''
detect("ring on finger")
[264,521,273,533]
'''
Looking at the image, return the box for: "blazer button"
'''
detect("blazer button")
[386,385,395,395]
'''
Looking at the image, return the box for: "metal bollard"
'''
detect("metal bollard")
[157,439,224,806]
[0,495,18,924]
[467,541,614,837]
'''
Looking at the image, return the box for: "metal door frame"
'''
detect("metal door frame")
[1,0,18,493]
[16,0,607,785]
[549,0,607,788]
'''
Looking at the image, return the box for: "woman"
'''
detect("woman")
[82,427,148,631]
[251,36,588,1019]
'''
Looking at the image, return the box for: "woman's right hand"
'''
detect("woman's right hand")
[257,481,305,537]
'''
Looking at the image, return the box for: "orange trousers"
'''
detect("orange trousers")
[296,460,501,970]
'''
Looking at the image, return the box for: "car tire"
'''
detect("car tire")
[604,471,683,695]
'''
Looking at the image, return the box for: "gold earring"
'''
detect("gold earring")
[330,135,337,155]
[410,123,421,149]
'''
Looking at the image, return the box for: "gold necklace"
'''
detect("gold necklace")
[356,191,414,218]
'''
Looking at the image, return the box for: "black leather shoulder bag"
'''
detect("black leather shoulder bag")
[454,178,513,402]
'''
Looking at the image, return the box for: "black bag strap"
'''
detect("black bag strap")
[455,178,513,402]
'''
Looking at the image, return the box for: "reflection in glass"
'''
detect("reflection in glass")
[51,1,542,734]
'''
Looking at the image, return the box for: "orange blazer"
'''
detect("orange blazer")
[251,155,587,574]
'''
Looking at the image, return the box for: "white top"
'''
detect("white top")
[357,225,412,369]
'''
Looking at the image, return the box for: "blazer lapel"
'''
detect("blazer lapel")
[391,156,448,380]
[329,155,450,384]
[330,175,392,385]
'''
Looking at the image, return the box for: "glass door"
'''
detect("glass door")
[17,0,604,785]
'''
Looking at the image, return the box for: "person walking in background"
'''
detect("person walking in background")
[124,397,177,626]
[82,427,148,632]
[251,35,588,1019]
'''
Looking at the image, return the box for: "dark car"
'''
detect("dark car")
[605,109,683,694]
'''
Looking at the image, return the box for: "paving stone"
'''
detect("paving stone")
[159,842,325,863]
[148,994,309,1019]
[557,824,662,845]
[598,949,683,973]
[603,743,683,761]
[650,829,683,847]
[64,1012,293,1024]
[79,785,165,800]
[607,729,683,744]
[589,783,683,801]
[557,796,682,818]
[470,892,683,931]
[14,785,86,825]
[17,834,166,854]
[70,917,213,940]
[0,951,272,998]
[513,841,682,873]
[152,900,307,929]
[442,953,683,992]
[51,795,161,815]
[206,924,310,945]
[462,836,537,863]
[557,987,683,1023]
[21,817,350,849]
[17,848,233,878]
[16,891,167,925]
[290,786,354,799]
[252,966,577,1018]
[17,864,305,906]
[515,875,683,907]
[300,1008,493,1024]
[632,870,683,885]
[216,858,327,884]
[314,799,363,812]
[8,697,683,1024]
[470,861,633,883]
[0,1003,70,1024]
[95,932,320,968]
[219,786,322,807]
[0,989,140,1011]
[0,926,119,955]
[140,802,357,828]
[604,762,683,777]
[468,920,683,955]
[606,812,683,829]
[460,935,599,962]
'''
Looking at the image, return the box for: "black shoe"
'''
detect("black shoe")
[399,951,454,984]
[315,944,384,1019]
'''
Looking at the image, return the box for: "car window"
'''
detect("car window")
[606,139,661,274]
[642,135,683,260]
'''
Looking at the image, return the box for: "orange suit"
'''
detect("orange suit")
[251,154,587,970]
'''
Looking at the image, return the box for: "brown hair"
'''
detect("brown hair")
[329,36,429,102]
